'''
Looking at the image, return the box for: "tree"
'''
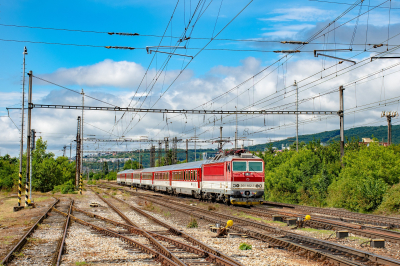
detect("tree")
[123,159,141,170]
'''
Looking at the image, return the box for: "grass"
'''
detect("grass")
[239,242,252,250]
[75,262,88,265]
[233,212,286,226]
[163,211,171,217]
[34,196,50,203]
[187,217,198,228]
[299,228,335,236]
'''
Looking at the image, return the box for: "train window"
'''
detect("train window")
[249,162,263,172]
[194,171,197,181]
[227,163,230,172]
[232,161,247,171]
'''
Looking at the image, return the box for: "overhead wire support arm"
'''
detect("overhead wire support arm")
[313,48,352,57]
[31,104,337,115]
[315,53,357,64]
[146,49,193,58]
[145,46,186,53]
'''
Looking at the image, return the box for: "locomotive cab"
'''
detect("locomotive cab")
[229,152,264,205]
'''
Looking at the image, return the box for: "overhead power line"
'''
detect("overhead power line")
[30,104,337,115]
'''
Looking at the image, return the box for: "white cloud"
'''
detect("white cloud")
[38,59,192,89]
[3,56,400,157]
[260,7,334,22]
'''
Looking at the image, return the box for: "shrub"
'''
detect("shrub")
[53,180,76,194]
[239,243,252,250]
[377,183,400,214]
[187,217,198,228]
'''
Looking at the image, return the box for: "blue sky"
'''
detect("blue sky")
[1,0,400,156]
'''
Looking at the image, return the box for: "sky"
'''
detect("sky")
[1,0,400,157]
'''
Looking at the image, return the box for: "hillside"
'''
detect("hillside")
[84,125,399,169]
[247,125,400,151]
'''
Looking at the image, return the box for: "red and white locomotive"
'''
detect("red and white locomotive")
[117,150,264,205]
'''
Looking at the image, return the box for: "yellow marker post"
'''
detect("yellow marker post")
[305,215,311,221]
[79,174,83,195]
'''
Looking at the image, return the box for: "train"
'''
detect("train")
[117,149,265,205]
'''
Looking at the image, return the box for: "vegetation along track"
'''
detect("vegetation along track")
[262,201,400,229]
[89,187,244,266]
[1,198,71,266]
[99,184,400,266]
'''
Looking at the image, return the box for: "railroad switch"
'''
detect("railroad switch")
[273,215,283,222]
[370,239,385,248]
[336,231,349,239]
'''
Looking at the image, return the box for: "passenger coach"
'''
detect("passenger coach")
[117,149,264,205]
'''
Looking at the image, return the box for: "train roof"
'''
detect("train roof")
[118,153,262,174]
[141,160,206,173]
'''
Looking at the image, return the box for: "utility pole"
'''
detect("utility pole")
[219,126,223,150]
[194,128,197,161]
[381,111,398,145]
[76,116,81,188]
[81,89,84,177]
[235,106,238,149]
[29,129,35,203]
[63,145,67,157]
[339,86,345,160]
[25,70,33,207]
[150,145,155,167]
[186,139,188,162]
[17,47,28,210]
[164,137,169,165]
[295,80,299,152]
[70,143,72,160]
[158,142,162,166]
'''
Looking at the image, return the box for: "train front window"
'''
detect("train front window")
[249,162,263,172]
[232,161,247,171]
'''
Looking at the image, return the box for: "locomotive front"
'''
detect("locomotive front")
[228,152,264,205]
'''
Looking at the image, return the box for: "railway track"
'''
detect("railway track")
[88,187,244,266]
[1,198,70,266]
[99,184,400,266]
[262,201,400,229]
[233,205,400,244]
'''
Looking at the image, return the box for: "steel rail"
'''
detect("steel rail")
[0,198,59,265]
[72,206,239,266]
[54,200,73,266]
[104,185,400,266]
[144,195,400,266]
[234,206,400,244]
[90,190,187,266]
[52,207,179,266]
[90,187,244,266]
[262,201,400,228]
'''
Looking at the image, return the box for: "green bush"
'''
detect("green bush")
[53,180,76,194]
[377,183,400,214]
[327,143,399,212]
[239,243,252,250]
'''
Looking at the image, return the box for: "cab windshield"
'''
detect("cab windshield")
[232,161,246,171]
[249,162,263,172]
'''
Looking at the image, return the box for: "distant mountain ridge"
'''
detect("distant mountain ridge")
[247,125,400,151]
